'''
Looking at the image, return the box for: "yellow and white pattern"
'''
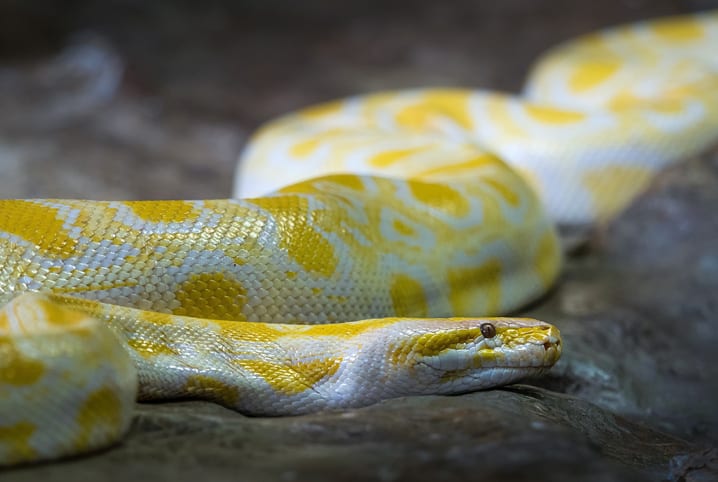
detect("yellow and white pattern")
[1,10,717,466]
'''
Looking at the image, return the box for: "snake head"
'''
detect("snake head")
[388,317,561,396]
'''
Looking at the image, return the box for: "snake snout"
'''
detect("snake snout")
[483,318,562,369]
[534,324,562,365]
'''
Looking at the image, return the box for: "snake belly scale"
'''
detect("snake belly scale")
[2,10,718,466]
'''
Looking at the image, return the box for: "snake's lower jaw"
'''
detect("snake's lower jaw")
[435,343,562,396]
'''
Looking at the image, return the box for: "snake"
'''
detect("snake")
[1,10,717,467]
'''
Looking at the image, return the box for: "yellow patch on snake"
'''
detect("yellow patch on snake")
[607,90,646,111]
[73,203,123,244]
[414,328,483,358]
[647,98,691,115]
[290,138,322,157]
[483,177,521,206]
[395,91,473,130]
[408,182,470,217]
[219,320,285,343]
[569,59,621,91]
[293,358,343,388]
[582,165,653,219]
[448,259,502,315]
[0,422,36,463]
[533,231,561,287]
[185,375,239,406]
[390,274,428,318]
[370,147,428,167]
[72,387,124,449]
[297,317,403,339]
[414,155,496,179]
[651,18,704,41]
[257,196,338,277]
[34,297,89,327]
[125,200,200,223]
[0,339,45,386]
[524,105,586,124]
[468,349,507,373]
[127,338,177,358]
[327,174,366,192]
[392,219,415,236]
[0,200,77,257]
[236,358,342,395]
[137,310,175,326]
[175,273,248,320]
[299,99,343,120]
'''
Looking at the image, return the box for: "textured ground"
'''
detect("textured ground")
[2,1,718,481]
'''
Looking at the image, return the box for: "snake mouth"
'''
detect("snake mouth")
[539,331,562,365]
[495,328,562,369]
[485,322,562,369]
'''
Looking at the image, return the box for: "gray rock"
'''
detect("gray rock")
[4,388,687,482]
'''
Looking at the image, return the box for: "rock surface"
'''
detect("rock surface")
[4,389,693,482]
[1,1,718,481]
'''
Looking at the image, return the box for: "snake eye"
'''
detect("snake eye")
[480,322,496,339]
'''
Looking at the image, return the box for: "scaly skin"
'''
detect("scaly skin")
[2,10,718,466]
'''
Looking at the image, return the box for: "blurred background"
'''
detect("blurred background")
[0,0,716,200]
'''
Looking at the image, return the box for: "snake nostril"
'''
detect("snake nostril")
[543,342,552,351]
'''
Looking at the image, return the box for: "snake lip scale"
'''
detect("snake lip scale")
[1,9,718,466]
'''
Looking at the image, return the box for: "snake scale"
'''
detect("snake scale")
[1,11,718,466]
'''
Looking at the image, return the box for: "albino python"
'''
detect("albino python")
[2,10,718,466]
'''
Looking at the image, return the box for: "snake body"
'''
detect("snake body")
[1,11,718,466]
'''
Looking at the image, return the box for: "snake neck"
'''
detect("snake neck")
[46,294,561,415]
